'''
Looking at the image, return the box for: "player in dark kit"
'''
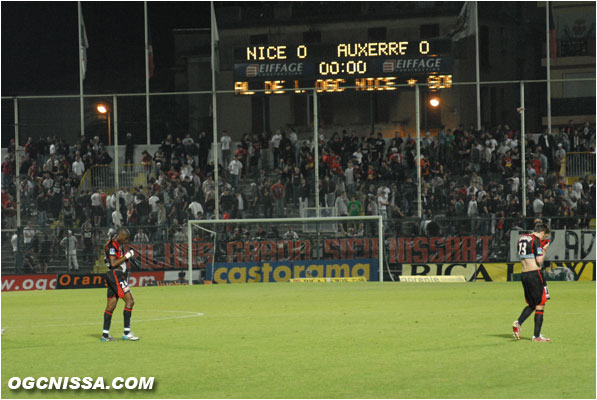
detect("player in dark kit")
[101,227,139,341]
[512,223,551,342]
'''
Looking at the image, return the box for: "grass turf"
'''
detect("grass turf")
[1,281,595,399]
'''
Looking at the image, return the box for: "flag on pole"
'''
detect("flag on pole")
[79,8,89,79]
[451,2,475,42]
[147,29,155,79]
[210,1,220,71]
[548,2,557,60]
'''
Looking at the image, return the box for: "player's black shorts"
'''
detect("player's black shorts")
[106,268,130,298]
[521,269,547,307]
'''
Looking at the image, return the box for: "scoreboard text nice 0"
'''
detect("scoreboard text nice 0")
[233,39,453,94]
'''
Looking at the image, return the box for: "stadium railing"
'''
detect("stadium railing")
[78,163,150,192]
[564,152,596,178]
[2,216,593,276]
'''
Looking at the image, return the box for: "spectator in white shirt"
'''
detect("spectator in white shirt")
[188,200,204,220]
[149,193,160,216]
[112,208,123,227]
[344,161,355,195]
[192,171,201,188]
[42,174,54,191]
[352,148,363,165]
[467,195,479,234]
[564,186,579,210]
[335,191,348,216]
[23,223,35,249]
[377,191,389,223]
[228,157,243,188]
[270,130,282,167]
[555,143,566,176]
[91,191,104,226]
[11,233,18,254]
[572,181,584,199]
[283,226,299,240]
[134,228,149,243]
[289,129,299,162]
[180,162,193,181]
[476,186,488,202]
[60,230,79,270]
[72,156,85,177]
[106,193,117,226]
[533,193,544,216]
[221,131,232,167]
[526,176,535,193]
[467,183,479,198]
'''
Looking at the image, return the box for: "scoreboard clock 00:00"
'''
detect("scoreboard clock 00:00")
[232,40,453,94]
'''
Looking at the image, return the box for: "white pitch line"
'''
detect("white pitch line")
[5,310,204,329]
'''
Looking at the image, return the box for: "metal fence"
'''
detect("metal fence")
[78,164,152,192]
[565,152,596,178]
[2,215,593,275]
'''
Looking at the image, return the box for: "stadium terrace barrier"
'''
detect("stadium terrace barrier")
[509,229,596,261]
[3,223,591,275]
[78,164,149,192]
[400,261,595,282]
[565,152,596,177]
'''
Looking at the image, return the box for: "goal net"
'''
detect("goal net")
[187,216,383,284]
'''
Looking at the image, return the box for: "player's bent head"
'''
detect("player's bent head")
[117,227,130,242]
[533,223,551,238]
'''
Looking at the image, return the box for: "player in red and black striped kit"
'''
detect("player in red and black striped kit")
[512,223,551,342]
[101,227,139,341]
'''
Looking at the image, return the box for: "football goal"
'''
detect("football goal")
[187,216,384,284]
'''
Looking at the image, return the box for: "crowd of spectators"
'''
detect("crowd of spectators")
[2,119,596,271]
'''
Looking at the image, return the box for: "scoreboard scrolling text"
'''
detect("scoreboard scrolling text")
[233,40,453,94]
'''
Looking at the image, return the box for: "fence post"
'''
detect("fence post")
[114,95,119,214]
[314,89,320,218]
[415,85,422,219]
[14,98,21,228]
[520,81,527,227]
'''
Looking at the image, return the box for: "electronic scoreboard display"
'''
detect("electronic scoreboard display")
[233,39,453,94]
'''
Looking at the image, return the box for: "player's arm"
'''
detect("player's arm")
[108,249,135,268]
[534,237,548,266]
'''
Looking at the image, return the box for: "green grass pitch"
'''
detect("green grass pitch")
[1,281,595,399]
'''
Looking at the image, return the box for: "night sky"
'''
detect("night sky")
[2,1,212,95]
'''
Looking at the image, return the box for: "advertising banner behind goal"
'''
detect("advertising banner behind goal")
[207,258,378,284]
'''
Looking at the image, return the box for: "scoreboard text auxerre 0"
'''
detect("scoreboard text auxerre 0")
[233,40,453,95]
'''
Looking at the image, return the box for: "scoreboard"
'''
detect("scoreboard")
[233,40,453,94]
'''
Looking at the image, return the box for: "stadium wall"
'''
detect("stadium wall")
[400,261,595,282]
[2,260,594,291]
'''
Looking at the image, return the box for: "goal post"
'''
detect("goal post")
[187,216,383,285]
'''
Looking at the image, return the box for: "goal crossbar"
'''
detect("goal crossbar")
[187,216,384,284]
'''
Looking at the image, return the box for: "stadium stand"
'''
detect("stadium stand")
[1,121,595,274]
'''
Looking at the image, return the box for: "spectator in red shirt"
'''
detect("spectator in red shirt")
[270,178,285,217]
[2,155,14,188]
[530,155,542,176]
